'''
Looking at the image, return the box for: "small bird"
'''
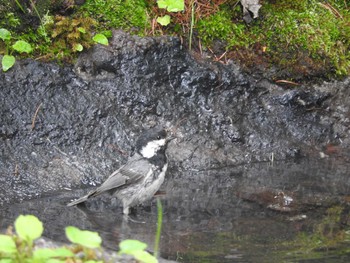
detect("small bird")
[67,126,173,215]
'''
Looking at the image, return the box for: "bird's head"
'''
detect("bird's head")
[136,126,174,158]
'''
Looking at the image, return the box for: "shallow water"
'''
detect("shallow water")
[1,159,350,262]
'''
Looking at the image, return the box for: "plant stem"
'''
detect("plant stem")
[14,0,26,13]
[189,0,195,51]
[29,0,49,40]
[29,0,43,24]
[154,198,163,258]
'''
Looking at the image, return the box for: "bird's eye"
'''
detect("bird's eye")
[157,136,161,140]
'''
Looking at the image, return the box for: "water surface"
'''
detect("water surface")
[1,159,350,262]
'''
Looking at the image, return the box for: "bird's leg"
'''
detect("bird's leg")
[122,205,145,223]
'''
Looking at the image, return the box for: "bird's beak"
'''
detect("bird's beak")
[166,134,176,142]
[165,126,178,143]
[165,128,176,142]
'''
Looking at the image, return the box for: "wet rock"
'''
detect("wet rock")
[1,30,350,204]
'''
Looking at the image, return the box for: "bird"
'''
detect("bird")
[67,126,173,215]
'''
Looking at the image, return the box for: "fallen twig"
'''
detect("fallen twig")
[32,103,42,131]
[275,80,300,86]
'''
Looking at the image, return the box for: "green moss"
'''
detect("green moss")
[196,0,350,77]
[260,1,350,75]
[284,206,349,256]
[2,0,350,78]
[197,10,233,45]
[197,6,253,48]
[78,0,150,35]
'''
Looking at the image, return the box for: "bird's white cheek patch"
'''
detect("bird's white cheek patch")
[140,139,166,158]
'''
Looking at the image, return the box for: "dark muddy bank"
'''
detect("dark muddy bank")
[1,30,350,205]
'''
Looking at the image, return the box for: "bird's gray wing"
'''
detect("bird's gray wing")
[91,154,153,195]
[67,154,153,206]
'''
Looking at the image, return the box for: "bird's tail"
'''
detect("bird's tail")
[67,190,96,206]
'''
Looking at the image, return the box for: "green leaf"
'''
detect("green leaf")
[65,226,102,248]
[93,33,108,45]
[157,15,171,26]
[33,248,75,260]
[77,27,86,33]
[0,259,14,263]
[119,239,147,253]
[133,250,158,263]
[46,260,67,263]
[157,0,167,9]
[2,55,15,72]
[166,0,184,12]
[12,40,33,54]
[0,235,17,254]
[0,28,11,41]
[15,215,43,241]
[74,43,83,52]
[157,0,184,12]
[119,240,157,263]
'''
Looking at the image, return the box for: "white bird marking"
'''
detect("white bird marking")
[140,139,166,158]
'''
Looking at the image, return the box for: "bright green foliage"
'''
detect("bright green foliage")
[65,226,102,249]
[0,214,159,262]
[157,0,184,12]
[74,43,84,52]
[0,28,11,41]
[120,239,148,252]
[119,239,157,263]
[12,40,32,53]
[15,214,43,241]
[92,33,108,45]
[253,1,350,75]
[196,0,350,76]
[153,198,163,258]
[1,0,350,78]
[0,259,13,263]
[197,10,252,48]
[2,55,15,71]
[0,235,17,254]
[156,0,184,26]
[79,0,149,34]
[32,247,75,261]
[0,28,33,71]
[197,11,233,45]
[157,15,171,26]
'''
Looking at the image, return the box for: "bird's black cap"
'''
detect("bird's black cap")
[135,126,167,151]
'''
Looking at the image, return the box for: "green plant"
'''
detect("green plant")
[118,199,164,263]
[14,0,25,13]
[50,15,97,54]
[156,0,185,26]
[153,198,163,258]
[92,33,109,45]
[0,214,160,263]
[0,28,32,71]
[188,0,195,50]
[0,13,21,29]
[119,239,157,263]
[196,10,236,46]
[79,0,149,34]
[0,215,74,263]
[66,226,102,249]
